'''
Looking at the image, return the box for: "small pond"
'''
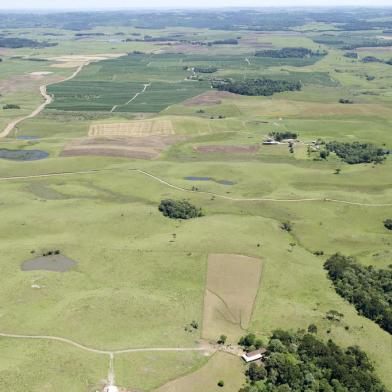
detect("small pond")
[21,254,77,272]
[16,136,39,140]
[184,176,235,186]
[0,149,48,161]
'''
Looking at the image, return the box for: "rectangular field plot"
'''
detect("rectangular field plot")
[47,53,210,113]
[202,254,262,342]
[47,81,145,112]
[89,119,174,137]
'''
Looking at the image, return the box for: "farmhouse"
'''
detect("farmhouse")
[242,348,267,363]
[262,139,280,145]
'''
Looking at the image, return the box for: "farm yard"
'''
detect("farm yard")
[0,8,391,392]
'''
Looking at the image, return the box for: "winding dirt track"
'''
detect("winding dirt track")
[0,332,206,356]
[0,63,87,138]
[0,168,390,207]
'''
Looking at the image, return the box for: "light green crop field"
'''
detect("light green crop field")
[0,16,391,392]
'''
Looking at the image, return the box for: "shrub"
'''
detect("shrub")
[158,199,203,220]
[281,221,293,232]
[217,380,225,387]
[3,104,20,109]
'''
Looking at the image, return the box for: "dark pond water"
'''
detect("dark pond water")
[16,136,39,140]
[184,176,235,186]
[0,149,48,161]
[21,255,77,272]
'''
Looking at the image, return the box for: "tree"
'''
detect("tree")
[217,335,227,345]
[307,324,318,334]
[246,362,267,382]
[383,219,392,230]
[217,380,224,387]
[281,221,293,232]
[320,150,329,159]
[334,168,341,175]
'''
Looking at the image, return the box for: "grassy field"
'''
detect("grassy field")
[0,17,391,392]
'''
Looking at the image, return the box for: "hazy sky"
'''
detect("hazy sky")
[1,0,391,10]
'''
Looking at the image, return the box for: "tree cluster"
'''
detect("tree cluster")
[3,104,20,109]
[0,37,57,48]
[269,131,298,142]
[324,253,392,334]
[158,199,203,220]
[339,99,354,104]
[239,329,387,392]
[212,78,301,96]
[255,47,321,58]
[326,141,386,164]
[193,66,218,73]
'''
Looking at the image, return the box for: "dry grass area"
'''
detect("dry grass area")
[183,91,237,107]
[62,135,186,159]
[155,352,245,392]
[202,254,262,342]
[89,119,174,137]
[195,145,260,154]
[49,53,126,68]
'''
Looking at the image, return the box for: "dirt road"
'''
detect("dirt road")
[0,63,87,138]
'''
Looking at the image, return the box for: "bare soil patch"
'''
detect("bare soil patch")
[195,145,260,154]
[62,135,186,159]
[183,91,238,107]
[89,119,174,137]
[202,254,262,342]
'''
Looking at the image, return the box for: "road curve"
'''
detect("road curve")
[0,168,390,207]
[0,63,87,138]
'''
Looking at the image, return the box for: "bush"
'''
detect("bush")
[158,199,203,220]
[281,221,293,232]
[384,219,392,230]
[217,380,225,387]
[339,98,354,104]
[307,324,318,333]
[3,104,20,109]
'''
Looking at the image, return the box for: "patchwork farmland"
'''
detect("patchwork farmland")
[0,7,391,392]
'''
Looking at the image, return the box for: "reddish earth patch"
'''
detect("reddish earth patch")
[195,144,260,154]
[61,135,186,159]
[183,91,239,106]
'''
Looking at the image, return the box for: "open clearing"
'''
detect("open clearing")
[62,135,186,159]
[202,254,262,342]
[155,352,245,392]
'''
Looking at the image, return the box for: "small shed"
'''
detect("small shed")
[242,348,267,363]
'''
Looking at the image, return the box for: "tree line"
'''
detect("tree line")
[324,253,392,334]
[212,78,301,96]
[255,47,324,58]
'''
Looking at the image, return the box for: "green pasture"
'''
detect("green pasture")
[0,23,391,392]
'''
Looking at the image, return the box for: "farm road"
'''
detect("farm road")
[0,168,390,207]
[0,63,87,138]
